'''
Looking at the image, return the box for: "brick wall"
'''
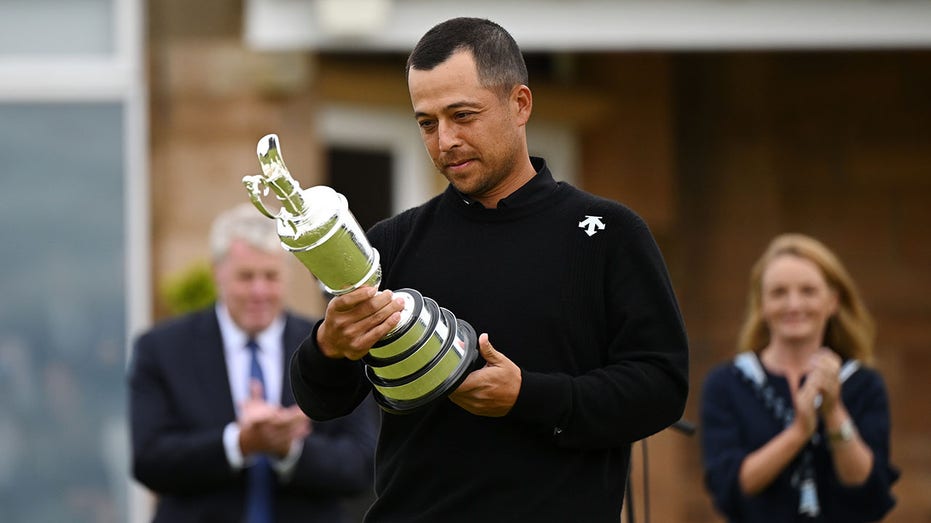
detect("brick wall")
[669,51,931,522]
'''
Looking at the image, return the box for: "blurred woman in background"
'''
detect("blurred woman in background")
[700,233,898,522]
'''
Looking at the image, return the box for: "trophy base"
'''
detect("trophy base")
[366,317,482,415]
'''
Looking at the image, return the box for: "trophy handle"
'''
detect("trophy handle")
[255,133,307,217]
[242,133,308,238]
[242,174,277,219]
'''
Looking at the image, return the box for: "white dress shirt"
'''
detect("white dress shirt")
[215,304,302,477]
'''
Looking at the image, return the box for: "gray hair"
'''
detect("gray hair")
[209,203,282,263]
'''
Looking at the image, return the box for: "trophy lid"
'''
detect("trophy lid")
[298,185,344,225]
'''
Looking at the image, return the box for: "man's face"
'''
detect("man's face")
[214,239,287,336]
[408,50,530,207]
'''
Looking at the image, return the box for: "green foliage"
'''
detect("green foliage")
[161,261,217,315]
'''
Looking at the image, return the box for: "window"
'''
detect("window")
[326,147,394,231]
[0,1,146,522]
[0,0,114,55]
[0,102,127,522]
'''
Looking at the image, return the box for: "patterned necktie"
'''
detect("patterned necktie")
[245,339,273,523]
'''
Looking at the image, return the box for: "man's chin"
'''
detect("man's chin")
[242,316,274,334]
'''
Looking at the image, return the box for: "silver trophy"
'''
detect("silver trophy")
[243,134,480,413]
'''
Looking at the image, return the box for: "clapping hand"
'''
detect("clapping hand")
[239,381,311,458]
[792,348,843,438]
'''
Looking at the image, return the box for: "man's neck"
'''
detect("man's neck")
[473,157,537,208]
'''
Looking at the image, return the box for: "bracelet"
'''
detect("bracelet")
[827,418,856,444]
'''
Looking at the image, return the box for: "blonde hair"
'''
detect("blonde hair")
[736,233,876,364]
[209,203,283,263]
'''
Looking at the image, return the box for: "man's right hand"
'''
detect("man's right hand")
[317,286,405,360]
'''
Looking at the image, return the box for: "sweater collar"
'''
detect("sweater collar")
[451,156,556,210]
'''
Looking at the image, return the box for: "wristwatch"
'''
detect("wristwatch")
[827,419,856,444]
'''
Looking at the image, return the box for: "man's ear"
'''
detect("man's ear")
[512,84,532,125]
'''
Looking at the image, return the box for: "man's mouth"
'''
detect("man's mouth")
[444,158,472,171]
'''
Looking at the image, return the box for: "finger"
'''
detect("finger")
[817,346,841,363]
[343,305,405,355]
[268,414,307,434]
[336,289,401,320]
[478,333,497,362]
[803,370,825,389]
[330,293,404,340]
[360,296,406,332]
[812,357,838,376]
[795,382,816,407]
[278,408,310,426]
[250,379,265,401]
[328,286,380,313]
[372,310,405,340]
[812,348,841,372]
[282,404,308,417]
[319,295,404,358]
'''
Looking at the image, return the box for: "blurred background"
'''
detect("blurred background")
[0,0,928,521]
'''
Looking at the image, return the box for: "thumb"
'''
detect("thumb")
[250,379,265,401]
[478,333,498,363]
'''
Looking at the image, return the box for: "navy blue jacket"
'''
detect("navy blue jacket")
[701,357,898,522]
[130,306,377,523]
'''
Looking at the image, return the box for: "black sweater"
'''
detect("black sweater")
[292,158,689,522]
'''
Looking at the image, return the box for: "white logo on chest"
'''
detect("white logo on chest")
[578,215,605,236]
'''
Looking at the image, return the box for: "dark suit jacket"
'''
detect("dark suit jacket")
[129,306,377,523]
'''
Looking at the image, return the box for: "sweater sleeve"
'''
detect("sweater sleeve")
[509,210,689,448]
[823,368,899,521]
[289,320,372,421]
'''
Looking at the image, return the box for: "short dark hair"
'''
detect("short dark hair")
[406,17,529,95]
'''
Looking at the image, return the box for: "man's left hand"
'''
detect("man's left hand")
[449,333,521,417]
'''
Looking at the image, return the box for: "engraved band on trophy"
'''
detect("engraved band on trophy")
[243,134,480,414]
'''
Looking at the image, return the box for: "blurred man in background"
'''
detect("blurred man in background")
[129,203,377,523]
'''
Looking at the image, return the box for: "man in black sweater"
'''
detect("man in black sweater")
[291,17,689,522]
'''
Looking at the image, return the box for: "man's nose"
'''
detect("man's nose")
[437,120,461,151]
[249,277,274,294]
